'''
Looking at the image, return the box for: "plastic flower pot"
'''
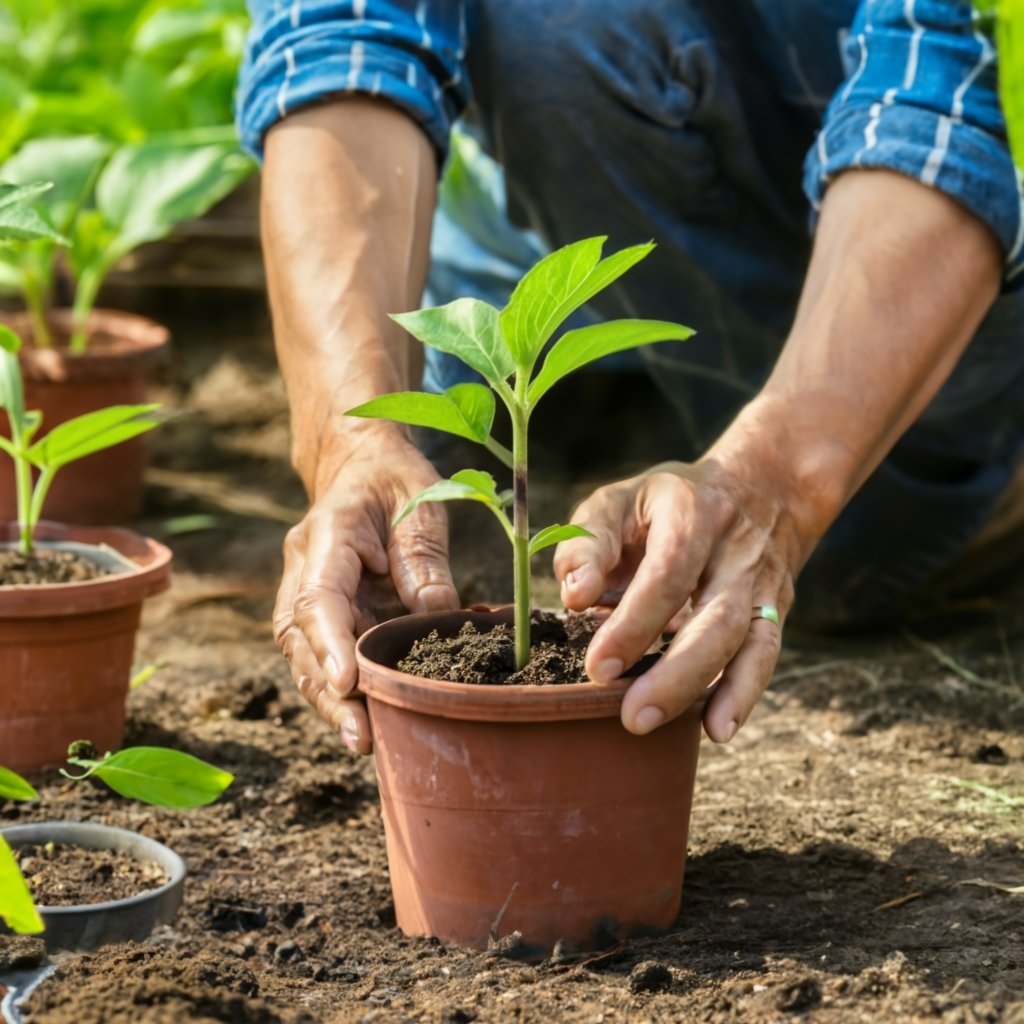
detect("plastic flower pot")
[355,607,704,957]
[0,521,172,774]
[0,309,170,525]
[0,822,186,952]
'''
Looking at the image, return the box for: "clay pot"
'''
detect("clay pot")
[0,308,170,525]
[0,822,187,952]
[355,608,704,957]
[0,521,172,773]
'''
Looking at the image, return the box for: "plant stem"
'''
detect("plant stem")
[21,273,53,349]
[69,263,106,354]
[511,373,530,671]
[15,453,32,555]
[27,468,56,545]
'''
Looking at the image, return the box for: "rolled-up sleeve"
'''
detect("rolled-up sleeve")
[237,1,471,164]
[804,0,1024,288]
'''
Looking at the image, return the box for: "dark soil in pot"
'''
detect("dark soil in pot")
[397,611,660,685]
[0,549,110,585]
[15,844,169,906]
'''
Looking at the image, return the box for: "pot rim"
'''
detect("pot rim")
[0,521,172,617]
[2,307,170,382]
[0,821,187,917]
[356,607,708,723]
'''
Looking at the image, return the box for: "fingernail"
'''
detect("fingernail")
[591,658,624,683]
[339,718,361,753]
[634,706,665,734]
[722,719,738,744]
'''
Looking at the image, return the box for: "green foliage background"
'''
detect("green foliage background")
[977,0,1024,168]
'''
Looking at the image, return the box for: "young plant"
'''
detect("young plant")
[0,324,161,553]
[0,133,252,350]
[0,766,43,935]
[348,236,694,670]
[0,745,234,935]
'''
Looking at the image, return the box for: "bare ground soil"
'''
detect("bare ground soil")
[2,291,1022,1024]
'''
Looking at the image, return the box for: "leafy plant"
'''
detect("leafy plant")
[348,236,694,670]
[0,744,234,935]
[0,133,252,350]
[0,324,161,553]
[0,0,249,159]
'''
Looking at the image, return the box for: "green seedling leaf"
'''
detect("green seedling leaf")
[1,137,111,231]
[393,469,513,540]
[74,747,234,809]
[501,238,656,370]
[0,765,38,802]
[529,319,695,406]
[391,298,515,388]
[347,382,496,444]
[27,403,160,470]
[0,182,67,244]
[96,140,253,259]
[528,523,594,557]
[0,834,43,935]
[450,468,510,505]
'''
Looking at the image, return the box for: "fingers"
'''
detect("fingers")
[622,562,793,742]
[703,577,793,742]
[584,474,712,684]
[291,520,369,695]
[388,501,460,615]
[554,484,630,610]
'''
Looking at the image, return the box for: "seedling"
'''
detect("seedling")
[0,134,252,350]
[0,744,234,935]
[0,324,161,553]
[348,236,694,669]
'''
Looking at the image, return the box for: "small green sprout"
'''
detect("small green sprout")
[0,324,162,554]
[348,236,694,670]
[61,744,233,810]
[0,744,234,935]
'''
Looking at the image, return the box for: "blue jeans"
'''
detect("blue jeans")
[425,0,1024,628]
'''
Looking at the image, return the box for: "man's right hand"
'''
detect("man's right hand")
[273,427,459,754]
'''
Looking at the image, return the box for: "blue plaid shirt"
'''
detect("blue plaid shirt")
[238,0,1024,287]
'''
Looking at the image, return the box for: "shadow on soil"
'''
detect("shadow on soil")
[597,838,1022,990]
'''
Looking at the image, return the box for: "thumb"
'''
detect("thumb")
[553,488,630,611]
[388,505,460,614]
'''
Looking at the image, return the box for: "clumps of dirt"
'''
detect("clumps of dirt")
[0,548,110,585]
[398,612,588,685]
[21,945,315,1024]
[397,611,662,686]
[15,843,168,906]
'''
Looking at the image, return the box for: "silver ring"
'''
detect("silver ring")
[751,604,780,625]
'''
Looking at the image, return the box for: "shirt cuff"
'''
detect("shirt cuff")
[805,104,1024,290]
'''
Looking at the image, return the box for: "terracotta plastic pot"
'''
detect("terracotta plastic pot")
[0,822,187,952]
[356,608,704,957]
[0,309,170,525]
[0,521,172,773]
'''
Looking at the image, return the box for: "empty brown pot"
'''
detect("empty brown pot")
[0,309,170,525]
[0,521,172,773]
[356,608,704,957]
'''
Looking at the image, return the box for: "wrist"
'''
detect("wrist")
[705,393,857,569]
[295,406,413,501]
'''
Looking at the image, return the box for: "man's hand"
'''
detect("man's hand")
[274,428,458,753]
[557,169,1003,744]
[556,459,798,744]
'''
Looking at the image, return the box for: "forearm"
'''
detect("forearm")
[709,169,1004,568]
[261,97,437,497]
